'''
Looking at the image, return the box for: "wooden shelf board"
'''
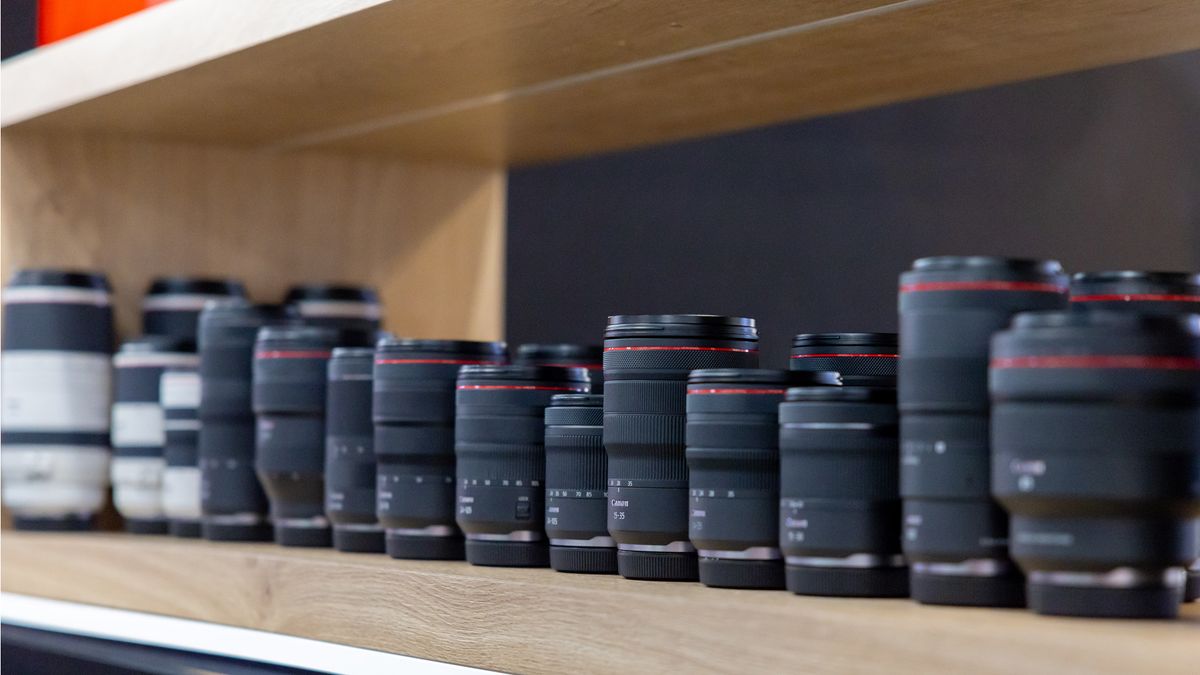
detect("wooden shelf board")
[3,0,1198,165]
[2,532,1196,674]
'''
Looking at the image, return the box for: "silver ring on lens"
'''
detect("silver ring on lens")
[618,541,695,553]
[205,513,267,526]
[700,547,781,561]
[387,525,457,538]
[787,553,906,569]
[466,530,544,542]
[912,558,1012,577]
[1029,567,1187,589]
[551,536,615,548]
[276,516,329,529]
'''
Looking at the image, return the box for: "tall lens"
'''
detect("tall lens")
[992,311,1200,618]
[111,336,198,534]
[1071,271,1200,314]
[604,314,758,581]
[686,369,798,589]
[198,301,294,541]
[284,284,381,347]
[325,347,383,553]
[517,343,604,393]
[253,325,338,547]
[373,338,507,559]
[899,256,1067,606]
[544,394,613,573]
[142,277,245,342]
[1,269,113,530]
[455,365,589,567]
[161,367,202,537]
[790,333,898,379]
[780,376,908,597]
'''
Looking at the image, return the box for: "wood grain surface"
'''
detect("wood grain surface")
[2,532,1195,674]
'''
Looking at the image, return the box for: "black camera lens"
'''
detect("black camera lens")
[899,256,1068,606]
[790,333,898,380]
[373,338,507,559]
[517,343,604,393]
[1070,271,1200,314]
[161,367,203,537]
[284,284,381,347]
[111,336,198,535]
[143,277,245,342]
[325,347,383,553]
[198,301,295,542]
[253,325,339,547]
[544,394,613,573]
[991,311,1200,618]
[604,314,759,581]
[780,375,908,597]
[456,364,589,567]
[686,369,801,589]
[2,269,113,531]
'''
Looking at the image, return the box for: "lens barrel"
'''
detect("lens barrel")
[790,333,899,380]
[198,301,295,541]
[686,369,798,589]
[455,364,589,567]
[604,314,759,581]
[373,338,507,559]
[284,284,380,347]
[325,347,384,552]
[161,367,203,537]
[517,343,604,393]
[1070,271,1200,314]
[899,256,1068,606]
[1,269,114,531]
[143,277,245,343]
[991,311,1200,618]
[544,394,614,573]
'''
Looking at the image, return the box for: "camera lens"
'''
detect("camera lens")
[517,343,604,393]
[456,364,589,567]
[325,347,383,553]
[198,301,295,541]
[780,375,908,597]
[161,366,203,537]
[899,256,1068,606]
[253,325,338,547]
[284,284,380,347]
[373,338,507,559]
[143,277,245,342]
[111,336,198,534]
[1070,271,1200,314]
[1,269,113,531]
[790,333,898,380]
[604,314,758,581]
[544,393,613,573]
[686,369,800,589]
[991,311,1200,618]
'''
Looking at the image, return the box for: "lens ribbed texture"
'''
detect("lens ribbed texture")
[790,356,897,377]
[545,433,606,488]
[603,349,754,371]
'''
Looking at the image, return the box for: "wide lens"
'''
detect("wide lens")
[143,277,245,342]
[790,333,898,379]
[325,347,383,553]
[253,325,338,547]
[111,336,198,534]
[686,369,803,589]
[517,343,604,393]
[161,367,203,537]
[1,269,114,531]
[373,338,507,559]
[1070,271,1200,314]
[991,311,1200,618]
[198,301,295,541]
[284,284,381,347]
[899,256,1068,606]
[604,314,758,581]
[455,364,589,567]
[544,394,613,573]
[780,375,908,597]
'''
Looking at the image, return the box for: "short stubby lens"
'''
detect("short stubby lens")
[284,284,381,347]
[161,366,203,537]
[253,325,338,547]
[198,301,295,542]
[455,364,590,567]
[544,394,613,573]
[686,369,807,589]
[1,269,114,531]
[325,347,384,553]
[899,256,1068,607]
[517,343,604,393]
[780,376,908,597]
[991,311,1200,618]
[111,336,198,535]
[143,276,245,343]
[373,338,507,559]
[790,332,899,380]
[1070,271,1200,314]
[604,314,758,581]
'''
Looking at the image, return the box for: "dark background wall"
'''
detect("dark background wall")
[507,52,1200,365]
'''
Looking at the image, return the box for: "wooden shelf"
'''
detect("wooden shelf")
[2,532,1196,673]
[3,0,1198,165]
